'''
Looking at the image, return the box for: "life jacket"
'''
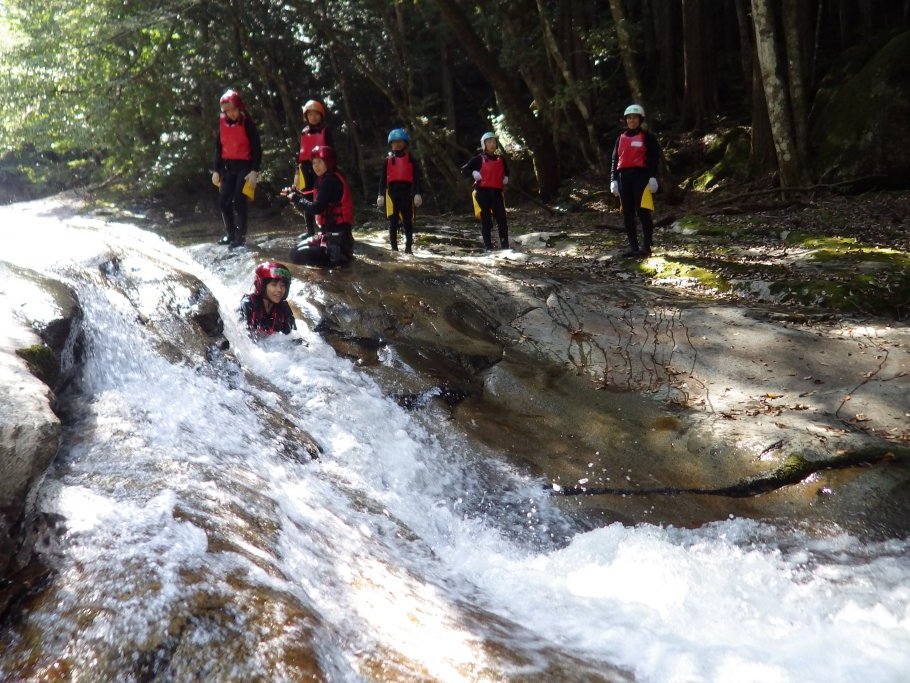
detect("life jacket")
[386,152,415,184]
[298,126,328,162]
[315,171,354,228]
[479,154,505,189]
[220,116,252,161]
[617,130,648,171]
[245,296,293,336]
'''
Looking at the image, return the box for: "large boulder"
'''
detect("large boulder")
[810,30,910,186]
[0,265,77,581]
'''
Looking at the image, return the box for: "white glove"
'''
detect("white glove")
[503,176,509,185]
[472,170,482,182]
[244,170,259,187]
[212,172,221,187]
[610,180,619,196]
[376,195,384,208]
[648,177,658,193]
[413,194,423,208]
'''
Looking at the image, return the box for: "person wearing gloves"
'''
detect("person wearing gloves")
[212,89,262,249]
[610,104,661,258]
[295,99,334,238]
[239,261,296,337]
[460,132,510,251]
[377,128,423,253]
[282,145,355,268]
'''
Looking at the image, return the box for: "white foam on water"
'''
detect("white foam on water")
[3,199,909,682]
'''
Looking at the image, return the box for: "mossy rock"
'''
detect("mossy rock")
[15,344,61,388]
[693,127,752,190]
[768,276,910,317]
[672,215,738,237]
[638,257,731,292]
[783,231,859,250]
[810,30,910,186]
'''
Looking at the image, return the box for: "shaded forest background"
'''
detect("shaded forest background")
[1,0,909,209]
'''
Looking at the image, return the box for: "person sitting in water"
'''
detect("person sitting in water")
[282,145,354,268]
[239,261,296,336]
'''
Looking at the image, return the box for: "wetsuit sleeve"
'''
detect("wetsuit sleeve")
[281,302,297,335]
[324,126,335,148]
[212,126,224,173]
[460,155,481,178]
[412,156,423,195]
[645,131,660,178]
[246,118,263,172]
[296,173,342,214]
[239,295,254,329]
[501,156,510,178]
[378,157,388,195]
[610,135,621,182]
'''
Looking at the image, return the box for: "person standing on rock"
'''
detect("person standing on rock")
[211,89,262,249]
[377,128,423,254]
[461,132,510,251]
[610,104,661,258]
[294,100,334,239]
[240,261,296,336]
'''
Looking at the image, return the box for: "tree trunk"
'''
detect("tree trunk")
[328,51,370,198]
[733,0,754,103]
[751,0,802,186]
[534,0,604,169]
[681,0,714,128]
[750,51,777,176]
[607,0,644,103]
[440,40,457,146]
[652,1,678,118]
[430,0,561,199]
[781,0,811,179]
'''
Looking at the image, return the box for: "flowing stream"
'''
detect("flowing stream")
[2,199,909,682]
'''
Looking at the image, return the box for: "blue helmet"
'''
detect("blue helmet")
[387,128,409,144]
[480,132,497,147]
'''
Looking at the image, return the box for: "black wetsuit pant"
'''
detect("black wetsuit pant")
[299,161,317,236]
[475,187,508,250]
[387,182,414,250]
[289,224,354,267]
[218,160,252,245]
[618,167,654,253]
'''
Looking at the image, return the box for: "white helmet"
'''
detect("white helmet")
[623,104,645,117]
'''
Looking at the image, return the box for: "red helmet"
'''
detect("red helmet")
[253,261,292,299]
[302,100,326,117]
[310,145,336,171]
[219,89,246,112]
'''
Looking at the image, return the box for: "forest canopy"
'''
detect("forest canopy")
[1,0,908,205]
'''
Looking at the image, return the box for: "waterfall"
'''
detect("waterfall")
[2,199,909,682]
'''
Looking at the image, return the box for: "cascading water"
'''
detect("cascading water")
[2,199,909,682]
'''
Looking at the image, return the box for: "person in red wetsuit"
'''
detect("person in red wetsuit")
[295,100,334,238]
[211,89,262,249]
[283,146,355,268]
[239,261,296,337]
[377,128,423,254]
[461,132,510,251]
[610,104,661,258]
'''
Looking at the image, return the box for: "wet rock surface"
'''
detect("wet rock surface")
[6,196,908,544]
[250,216,910,536]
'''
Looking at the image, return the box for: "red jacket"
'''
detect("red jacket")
[298,127,328,162]
[220,116,251,160]
[479,154,505,190]
[314,171,354,228]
